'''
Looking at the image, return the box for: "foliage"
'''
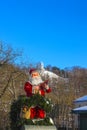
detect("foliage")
[10,94,53,130]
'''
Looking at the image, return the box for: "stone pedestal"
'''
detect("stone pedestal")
[21,125,57,130]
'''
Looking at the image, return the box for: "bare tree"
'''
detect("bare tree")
[0,42,27,130]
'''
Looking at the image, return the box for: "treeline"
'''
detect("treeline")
[0,42,87,130]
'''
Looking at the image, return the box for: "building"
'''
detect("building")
[72,95,87,130]
[38,62,67,82]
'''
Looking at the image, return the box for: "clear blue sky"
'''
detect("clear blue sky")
[0,0,87,69]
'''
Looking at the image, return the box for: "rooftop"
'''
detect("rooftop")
[74,95,87,103]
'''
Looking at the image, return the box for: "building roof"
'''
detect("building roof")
[74,95,87,103]
[72,106,87,114]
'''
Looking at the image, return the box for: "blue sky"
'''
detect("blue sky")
[0,0,87,69]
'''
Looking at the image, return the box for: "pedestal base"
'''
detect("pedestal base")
[21,125,57,130]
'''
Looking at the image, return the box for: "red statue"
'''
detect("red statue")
[24,68,51,119]
[24,68,51,97]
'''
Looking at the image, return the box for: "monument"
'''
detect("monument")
[10,68,57,130]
